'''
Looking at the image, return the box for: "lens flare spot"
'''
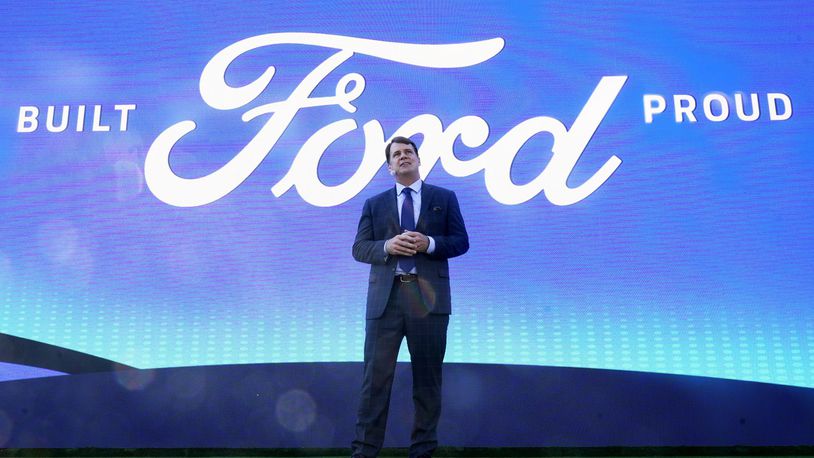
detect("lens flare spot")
[275,389,317,432]
[114,368,156,391]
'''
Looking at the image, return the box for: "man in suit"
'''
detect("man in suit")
[351,136,469,458]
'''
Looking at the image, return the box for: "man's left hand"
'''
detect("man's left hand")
[402,231,429,253]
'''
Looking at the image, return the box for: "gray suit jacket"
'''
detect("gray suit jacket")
[352,183,469,319]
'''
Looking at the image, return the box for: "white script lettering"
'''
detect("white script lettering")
[145,32,625,207]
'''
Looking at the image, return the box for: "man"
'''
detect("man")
[351,136,469,458]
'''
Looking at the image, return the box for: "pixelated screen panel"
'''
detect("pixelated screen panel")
[1,2,811,387]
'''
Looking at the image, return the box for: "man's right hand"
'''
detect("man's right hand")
[386,233,418,256]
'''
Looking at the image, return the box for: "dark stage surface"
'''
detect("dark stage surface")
[0,362,813,449]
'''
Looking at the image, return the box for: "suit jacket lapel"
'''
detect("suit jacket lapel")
[416,183,433,231]
[387,186,400,236]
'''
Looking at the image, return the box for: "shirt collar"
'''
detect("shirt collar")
[395,179,422,195]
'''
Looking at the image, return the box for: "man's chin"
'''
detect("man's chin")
[393,166,418,178]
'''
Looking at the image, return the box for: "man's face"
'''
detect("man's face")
[387,142,420,177]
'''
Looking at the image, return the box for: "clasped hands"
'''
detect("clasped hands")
[386,231,429,256]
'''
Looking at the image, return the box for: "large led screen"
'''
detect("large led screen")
[1,1,812,391]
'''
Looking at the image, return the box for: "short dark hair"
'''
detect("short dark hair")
[385,136,418,163]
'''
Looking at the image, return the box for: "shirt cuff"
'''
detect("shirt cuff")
[427,236,436,254]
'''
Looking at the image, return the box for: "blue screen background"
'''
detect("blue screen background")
[1,1,812,388]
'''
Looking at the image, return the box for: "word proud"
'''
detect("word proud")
[145,33,625,207]
[644,93,792,123]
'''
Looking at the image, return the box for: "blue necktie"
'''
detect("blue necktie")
[399,188,416,273]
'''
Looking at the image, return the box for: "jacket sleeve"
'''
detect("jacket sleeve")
[352,198,389,265]
[428,191,469,260]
